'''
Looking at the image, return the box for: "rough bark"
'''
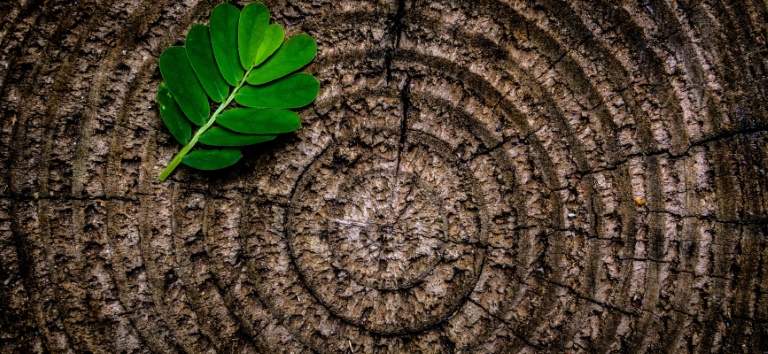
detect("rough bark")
[1,0,768,353]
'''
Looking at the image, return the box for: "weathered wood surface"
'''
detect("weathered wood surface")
[1,0,767,352]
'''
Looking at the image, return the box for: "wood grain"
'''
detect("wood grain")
[1,0,767,352]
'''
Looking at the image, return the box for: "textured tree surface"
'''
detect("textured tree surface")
[1,0,768,353]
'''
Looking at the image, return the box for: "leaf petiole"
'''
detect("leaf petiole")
[158,67,254,181]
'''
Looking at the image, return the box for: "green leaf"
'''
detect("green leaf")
[253,24,284,67]
[159,46,209,126]
[236,73,320,108]
[157,2,321,181]
[199,126,276,146]
[182,149,242,170]
[157,82,191,144]
[186,25,229,102]
[247,34,317,85]
[217,108,301,134]
[210,3,244,86]
[238,2,270,69]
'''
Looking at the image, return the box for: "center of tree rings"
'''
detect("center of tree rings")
[287,130,489,334]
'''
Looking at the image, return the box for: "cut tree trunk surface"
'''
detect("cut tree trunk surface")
[1,0,767,353]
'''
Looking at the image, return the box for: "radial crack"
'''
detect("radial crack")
[395,74,412,177]
[384,0,408,83]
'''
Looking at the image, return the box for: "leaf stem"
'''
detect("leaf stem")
[159,68,253,181]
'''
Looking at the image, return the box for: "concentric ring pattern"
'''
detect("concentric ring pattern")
[1,0,768,353]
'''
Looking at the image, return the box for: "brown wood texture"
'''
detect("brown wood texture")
[1,0,768,353]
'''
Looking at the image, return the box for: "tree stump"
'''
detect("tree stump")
[1,0,767,352]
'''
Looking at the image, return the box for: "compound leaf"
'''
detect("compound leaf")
[157,82,191,144]
[236,73,320,108]
[157,2,321,179]
[159,46,209,126]
[199,126,277,146]
[186,24,229,102]
[238,2,270,69]
[247,34,317,85]
[182,148,242,170]
[217,108,301,134]
[210,3,244,86]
